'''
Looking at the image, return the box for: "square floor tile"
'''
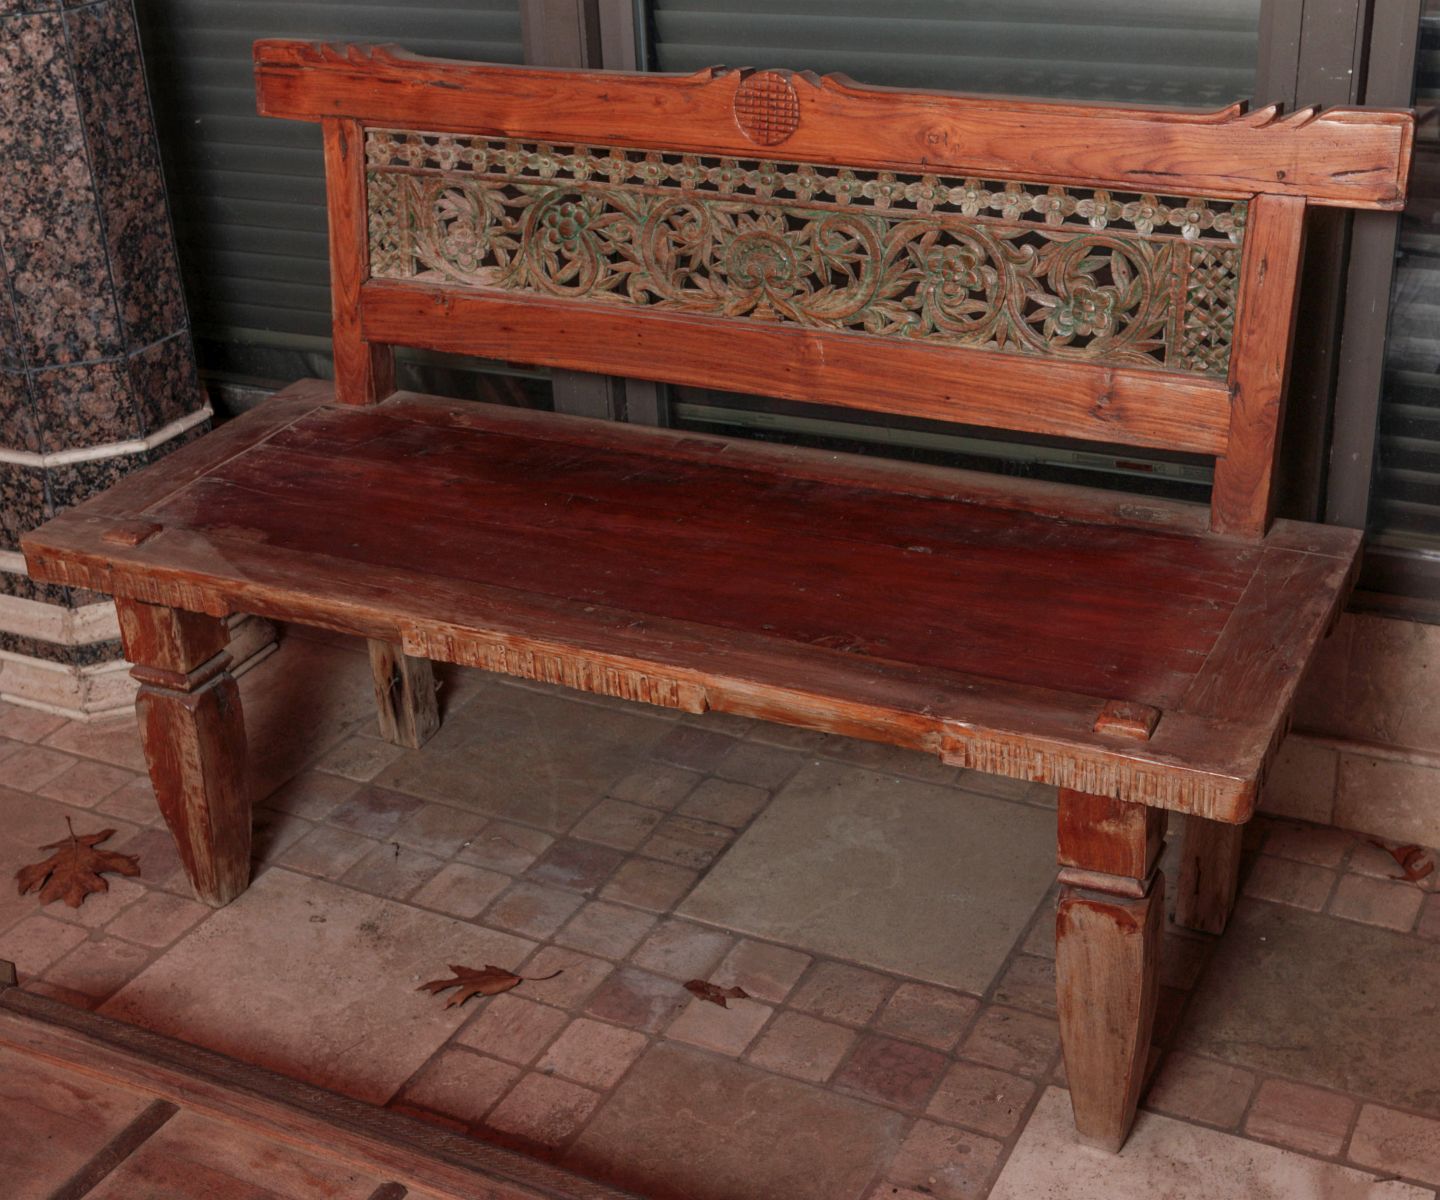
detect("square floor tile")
[679,762,1055,991]
[374,689,671,832]
[101,869,534,1104]
[833,1032,949,1110]
[886,1118,1003,1200]
[538,1017,649,1089]
[747,1011,855,1082]
[926,1060,1035,1138]
[568,1042,905,1200]
[1179,900,1440,1112]
[397,1047,518,1126]
[989,1088,1428,1200]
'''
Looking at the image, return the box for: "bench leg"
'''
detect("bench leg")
[1174,815,1243,935]
[1055,788,1165,1151]
[367,639,440,749]
[117,599,251,907]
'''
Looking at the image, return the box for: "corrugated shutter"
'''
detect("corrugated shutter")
[1371,10,1440,551]
[649,0,1259,108]
[134,0,524,383]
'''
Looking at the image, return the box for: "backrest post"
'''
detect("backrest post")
[322,117,395,405]
[1210,193,1308,536]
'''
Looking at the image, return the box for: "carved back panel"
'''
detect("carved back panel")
[254,43,1415,536]
[365,131,1246,379]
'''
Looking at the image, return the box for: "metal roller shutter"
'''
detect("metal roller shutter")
[134,0,527,389]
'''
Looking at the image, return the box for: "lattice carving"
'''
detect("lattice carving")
[366,132,1247,377]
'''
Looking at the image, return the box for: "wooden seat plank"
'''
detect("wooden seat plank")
[132,402,1247,693]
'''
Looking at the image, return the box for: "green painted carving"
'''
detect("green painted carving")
[367,132,1246,377]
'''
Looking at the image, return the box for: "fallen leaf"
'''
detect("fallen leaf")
[417,964,562,1008]
[1369,839,1435,884]
[15,820,140,909]
[684,979,750,1008]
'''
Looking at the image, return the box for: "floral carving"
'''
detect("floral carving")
[367,132,1246,376]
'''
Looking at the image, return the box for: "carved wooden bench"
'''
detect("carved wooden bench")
[22,42,1413,1151]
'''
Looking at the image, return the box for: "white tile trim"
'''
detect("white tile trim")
[0,404,211,468]
[0,614,277,719]
[0,591,119,644]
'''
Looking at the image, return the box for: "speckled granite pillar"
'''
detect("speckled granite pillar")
[0,0,266,715]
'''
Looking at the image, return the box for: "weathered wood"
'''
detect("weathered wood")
[23,392,1362,822]
[359,283,1233,456]
[1174,815,1245,934]
[323,117,394,406]
[1056,877,1164,1151]
[1211,193,1309,536]
[1055,787,1165,1152]
[0,994,632,1200]
[368,639,440,748]
[47,1100,179,1200]
[116,600,229,676]
[1057,788,1166,880]
[117,599,251,907]
[253,43,1414,211]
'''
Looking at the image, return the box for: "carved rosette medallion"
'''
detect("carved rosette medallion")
[732,71,801,146]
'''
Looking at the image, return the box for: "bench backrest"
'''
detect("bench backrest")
[254,41,1414,537]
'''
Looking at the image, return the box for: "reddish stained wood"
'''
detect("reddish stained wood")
[1174,815,1244,935]
[1093,700,1161,741]
[1057,789,1166,881]
[102,521,162,547]
[323,118,394,406]
[1180,544,1361,727]
[367,639,439,749]
[167,435,1245,698]
[32,491,1275,800]
[253,43,1414,210]
[1212,193,1308,536]
[1056,876,1164,1152]
[359,283,1233,457]
[340,388,1227,537]
[116,598,229,676]
[0,1003,630,1200]
[116,600,250,908]
[22,393,1355,820]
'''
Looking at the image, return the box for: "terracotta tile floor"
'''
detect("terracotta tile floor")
[2,625,1439,1199]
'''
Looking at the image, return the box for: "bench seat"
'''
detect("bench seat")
[24,380,1359,825]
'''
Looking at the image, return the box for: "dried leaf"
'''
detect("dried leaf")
[15,820,140,909]
[1369,839,1435,884]
[684,979,750,1008]
[417,964,561,1008]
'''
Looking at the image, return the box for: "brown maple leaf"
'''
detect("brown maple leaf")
[1370,839,1435,884]
[684,979,750,1008]
[15,820,140,909]
[417,964,562,1008]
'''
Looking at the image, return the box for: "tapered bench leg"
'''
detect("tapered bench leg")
[1174,815,1243,934]
[116,599,251,907]
[1055,788,1165,1151]
[367,639,440,749]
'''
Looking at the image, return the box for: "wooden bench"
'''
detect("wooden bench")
[22,42,1413,1152]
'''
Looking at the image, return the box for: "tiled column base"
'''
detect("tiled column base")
[0,610,276,720]
[1264,611,1440,849]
